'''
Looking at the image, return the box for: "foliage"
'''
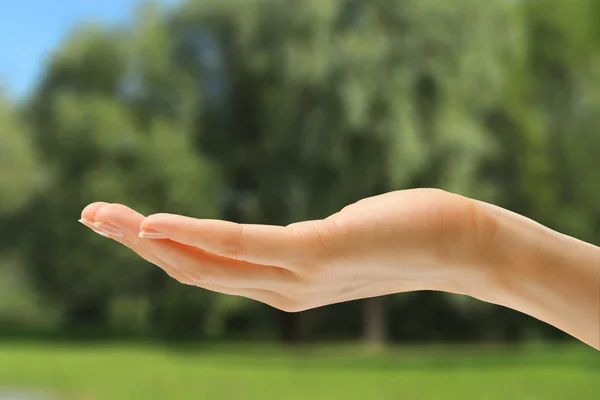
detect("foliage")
[1,0,599,343]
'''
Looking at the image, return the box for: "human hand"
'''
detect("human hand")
[79,189,493,311]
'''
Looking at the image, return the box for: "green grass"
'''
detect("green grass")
[0,342,598,399]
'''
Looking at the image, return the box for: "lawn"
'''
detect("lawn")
[0,342,598,400]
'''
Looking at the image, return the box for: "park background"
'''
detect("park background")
[1,0,599,399]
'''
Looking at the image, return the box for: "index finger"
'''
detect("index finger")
[139,214,307,264]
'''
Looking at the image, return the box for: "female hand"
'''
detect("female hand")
[80,188,599,349]
[79,189,491,312]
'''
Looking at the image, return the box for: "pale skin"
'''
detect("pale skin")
[79,188,600,350]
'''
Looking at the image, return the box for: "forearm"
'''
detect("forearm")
[470,202,600,349]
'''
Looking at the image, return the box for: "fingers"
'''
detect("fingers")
[80,203,304,300]
[81,202,110,220]
[79,202,111,236]
[105,231,296,309]
[80,203,299,309]
[118,235,195,286]
[110,232,297,310]
[140,238,301,291]
[139,213,324,264]
[82,202,198,284]
[94,203,144,236]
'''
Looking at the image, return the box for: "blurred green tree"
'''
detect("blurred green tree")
[3,0,599,345]
[0,93,41,218]
[19,18,220,334]
[167,0,521,344]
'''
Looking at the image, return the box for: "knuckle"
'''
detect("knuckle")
[428,191,470,235]
[445,197,501,249]
[465,201,501,246]
[219,223,245,260]
[287,220,339,256]
[285,225,313,254]
[431,194,502,260]
[286,224,307,242]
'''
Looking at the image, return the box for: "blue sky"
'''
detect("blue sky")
[0,0,177,98]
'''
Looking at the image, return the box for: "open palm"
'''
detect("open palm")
[80,189,490,311]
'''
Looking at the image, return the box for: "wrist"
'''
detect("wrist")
[467,201,600,348]
[433,198,515,298]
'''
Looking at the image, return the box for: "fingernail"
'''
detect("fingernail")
[78,218,94,228]
[79,219,111,237]
[138,229,168,239]
[93,222,124,237]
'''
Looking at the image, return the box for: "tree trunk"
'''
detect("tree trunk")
[280,311,303,344]
[64,297,108,338]
[363,297,387,349]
